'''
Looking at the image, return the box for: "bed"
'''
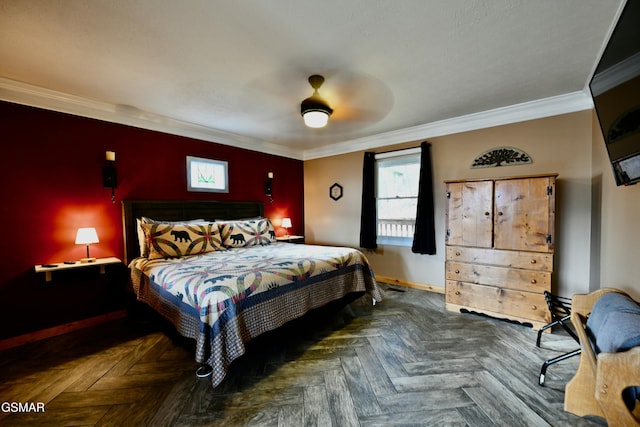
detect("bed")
[122,200,382,387]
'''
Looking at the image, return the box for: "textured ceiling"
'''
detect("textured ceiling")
[0,0,626,159]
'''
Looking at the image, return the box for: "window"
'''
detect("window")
[376,148,421,246]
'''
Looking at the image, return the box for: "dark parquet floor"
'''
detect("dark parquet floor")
[0,283,607,426]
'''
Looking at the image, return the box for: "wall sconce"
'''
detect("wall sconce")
[103,151,118,203]
[281,218,292,237]
[75,227,99,263]
[265,171,273,204]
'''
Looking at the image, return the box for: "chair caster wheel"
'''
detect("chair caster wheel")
[196,364,213,378]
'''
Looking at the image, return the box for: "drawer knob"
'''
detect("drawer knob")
[531,305,537,310]
[530,259,537,264]
[484,211,490,216]
[531,279,537,284]
[455,269,460,274]
[498,211,504,216]
[455,291,460,295]
[455,251,461,256]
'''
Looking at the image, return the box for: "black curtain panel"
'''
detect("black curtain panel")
[412,141,436,255]
[359,152,378,249]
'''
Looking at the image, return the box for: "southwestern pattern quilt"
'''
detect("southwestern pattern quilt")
[129,242,381,387]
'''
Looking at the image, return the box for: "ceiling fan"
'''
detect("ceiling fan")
[300,74,333,128]
[242,69,393,136]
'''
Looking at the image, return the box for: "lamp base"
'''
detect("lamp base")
[80,257,96,263]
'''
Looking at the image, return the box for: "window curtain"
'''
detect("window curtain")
[412,141,436,255]
[359,152,377,249]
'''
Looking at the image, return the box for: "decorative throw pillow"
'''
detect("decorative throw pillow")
[141,222,223,259]
[218,218,276,248]
[136,217,205,257]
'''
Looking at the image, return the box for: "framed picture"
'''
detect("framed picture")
[186,156,229,193]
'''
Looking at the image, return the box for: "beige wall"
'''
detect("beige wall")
[304,110,640,299]
[591,111,640,299]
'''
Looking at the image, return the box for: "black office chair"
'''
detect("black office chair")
[536,291,581,386]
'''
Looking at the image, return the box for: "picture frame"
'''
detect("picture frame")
[186,156,229,193]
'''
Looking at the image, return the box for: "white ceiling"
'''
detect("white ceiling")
[0,0,627,160]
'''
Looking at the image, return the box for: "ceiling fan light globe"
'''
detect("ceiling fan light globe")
[303,110,330,128]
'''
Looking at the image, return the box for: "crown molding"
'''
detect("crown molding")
[0,77,303,160]
[1,77,594,162]
[302,91,594,160]
[590,52,640,96]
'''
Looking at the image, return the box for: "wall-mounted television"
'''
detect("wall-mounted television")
[589,0,640,186]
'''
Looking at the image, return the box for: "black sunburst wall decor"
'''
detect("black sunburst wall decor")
[471,146,532,168]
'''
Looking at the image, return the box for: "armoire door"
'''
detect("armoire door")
[446,180,494,248]
[493,176,555,252]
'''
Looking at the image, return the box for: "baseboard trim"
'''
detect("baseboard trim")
[0,310,127,351]
[376,276,445,294]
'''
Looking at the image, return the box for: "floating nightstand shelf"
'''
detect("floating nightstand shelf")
[276,235,305,244]
[35,257,122,282]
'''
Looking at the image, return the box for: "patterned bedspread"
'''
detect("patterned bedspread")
[129,242,381,387]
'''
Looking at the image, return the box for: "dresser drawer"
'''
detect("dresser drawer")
[445,280,549,324]
[446,246,553,272]
[446,261,550,293]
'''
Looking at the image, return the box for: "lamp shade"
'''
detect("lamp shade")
[281,218,292,228]
[75,227,99,245]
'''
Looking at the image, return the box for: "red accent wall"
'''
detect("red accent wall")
[0,101,304,339]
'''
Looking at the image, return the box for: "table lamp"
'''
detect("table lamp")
[75,227,99,263]
[281,218,292,237]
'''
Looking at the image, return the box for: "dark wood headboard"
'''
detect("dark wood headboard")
[122,200,264,264]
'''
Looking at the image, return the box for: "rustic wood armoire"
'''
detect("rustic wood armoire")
[444,174,557,329]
